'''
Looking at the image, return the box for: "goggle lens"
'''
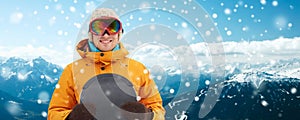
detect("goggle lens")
[90,17,122,36]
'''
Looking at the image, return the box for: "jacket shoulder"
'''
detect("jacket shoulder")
[126,58,147,69]
[62,59,87,69]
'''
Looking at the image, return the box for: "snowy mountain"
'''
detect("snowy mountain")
[0,90,48,120]
[159,57,300,119]
[0,56,299,119]
[163,76,300,119]
[226,58,300,88]
[0,57,63,102]
[0,57,62,119]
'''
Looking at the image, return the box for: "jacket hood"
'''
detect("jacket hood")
[76,39,129,65]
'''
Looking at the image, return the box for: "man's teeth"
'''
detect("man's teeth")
[100,40,112,43]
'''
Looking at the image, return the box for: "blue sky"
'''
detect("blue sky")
[1,0,299,45]
[0,0,299,66]
[199,0,300,41]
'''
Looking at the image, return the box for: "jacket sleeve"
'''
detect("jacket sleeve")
[138,65,166,120]
[48,64,78,120]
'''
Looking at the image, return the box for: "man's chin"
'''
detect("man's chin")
[98,47,113,52]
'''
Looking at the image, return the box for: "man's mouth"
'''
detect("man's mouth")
[100,40,113,44]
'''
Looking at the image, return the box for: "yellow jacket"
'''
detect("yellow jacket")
[48,39,165,120]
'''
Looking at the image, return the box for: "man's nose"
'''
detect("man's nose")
[101,30,110,36]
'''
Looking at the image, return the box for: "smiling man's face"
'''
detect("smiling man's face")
[91,33,119,52]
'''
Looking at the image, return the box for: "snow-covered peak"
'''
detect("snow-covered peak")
[0,56,62,101]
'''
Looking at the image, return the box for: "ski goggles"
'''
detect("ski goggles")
[89,17,123,36]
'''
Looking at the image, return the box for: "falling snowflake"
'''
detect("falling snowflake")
[136,96,141,101]
[212,13,218,19]
[69,6,76,12]
[181,22,188,28]
[53,68,57,73]
[272,1,278,7]
[80,68,85,73]
[227,31,232,36]
[45,5,49,10]
[37,99,42,104]
[55,84,60,89]
[260,0,267,5]
[38,91,50,103]
[185,82,190,87]
[157,75,162,80]
[170,88,175,94]
[143,69,149,74]
[6,101,21,116]
[224,8,231,15]
[261,100,268,107]
[10,12,23,24]
[290,88,297,94]
[205,80,210,85]
[41,111,47,117]
[194,96,199,101]
[288,23,293,28]
[57,30,63,36]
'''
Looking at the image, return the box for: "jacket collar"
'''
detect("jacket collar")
[76,39,129,65]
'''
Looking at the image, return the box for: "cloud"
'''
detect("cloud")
[1,37,299,69]
[190,37,300,64]
[0,45,74,67]
[125,37,300,77]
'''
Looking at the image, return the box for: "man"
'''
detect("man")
[48,8,165,120]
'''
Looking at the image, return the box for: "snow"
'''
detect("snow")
[55,4,62,10]
[194,96,199,101]
[289,5,294,10]
[143,69,148,74]
[10,12,23,24]
[0,0,299,119]
[185,82,190,87]
[41,111,47,117]
[220,3,224,6]
[205,31,211,36]
[136,96,141,101]
[224,8,231,15]
[45,75,55,83]
[274,16,287,29]
[260,0,267,5]
[226,31,232,36]
[38,91,50,103]
[17,71,33,81]
[44,5,49,10]
[288,23,293,28]
[53,68,57,73]
[157,76,162,80]
[40,75,45,79]
[261,100,269,107]
[291,88,297,94]
[33,10,38,15]
[6,101,21,116]
[57,30,63,35]
[1,67,16,80]
[272,1,278,7]
[170,88,175,94]
[205,80,210,85]
[69,6,76,12]
[36,26,42,30]
[181,22,188,28]
[212,13,218,19]
[55,84,60,89]
[150,18,155,22]
[37,99,42,104]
